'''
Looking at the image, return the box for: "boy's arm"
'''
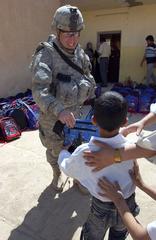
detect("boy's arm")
[58,149,84,179]
[84,142,156,171]
[121,112,156,137]
[139,183,156,201]
[130,161,156,201]
[111,195,150,240]
[98,178,150,240]
[58,150,75,178]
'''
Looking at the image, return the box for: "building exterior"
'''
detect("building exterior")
[80,2,156,84]
[0,0,156,97]
[0,0,60,97]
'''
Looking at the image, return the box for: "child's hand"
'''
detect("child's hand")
[98,177,124,203]
[129,161,144,189]
[120,120,144,137]
[84,141,114,171]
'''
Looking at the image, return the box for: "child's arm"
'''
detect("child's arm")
[58,147,86,180]
[98,178,150,240]
[58,149,77,178]
[138,183,156,201]
[130,161,156,201]
[120,112,156,137]
[83,142,156,171]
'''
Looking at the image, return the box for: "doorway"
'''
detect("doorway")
[97,31,121,83]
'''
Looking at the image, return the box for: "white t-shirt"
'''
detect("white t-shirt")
[137,130,156,152]
[150,103,156,114]
[136,103,156,164]
[58,134,135,202]
[98,42,111,58]
[147,221,156,239]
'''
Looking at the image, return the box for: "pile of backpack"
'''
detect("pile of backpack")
[0,89,39,142]
[111,83,156,114]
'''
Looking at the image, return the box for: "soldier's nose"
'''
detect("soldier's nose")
[68,39,76,47]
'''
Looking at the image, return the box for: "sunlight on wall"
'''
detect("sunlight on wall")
[80,4,156,83]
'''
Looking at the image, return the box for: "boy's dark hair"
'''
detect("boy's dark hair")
[145,35,154,42]
[94,91,128,132]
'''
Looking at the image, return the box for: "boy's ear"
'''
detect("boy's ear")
[92,115,97,125]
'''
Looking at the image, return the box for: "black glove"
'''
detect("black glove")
[53,120,65,139]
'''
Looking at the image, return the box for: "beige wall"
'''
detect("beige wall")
[80,4,156,83]
[1,2,156,98]
[0,0,60,98]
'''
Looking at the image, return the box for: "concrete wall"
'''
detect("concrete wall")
[0,0,60,98]
[80,4,156,83]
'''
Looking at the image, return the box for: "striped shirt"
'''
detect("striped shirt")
[145,43,156,64]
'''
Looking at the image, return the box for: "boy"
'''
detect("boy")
[58,91,139,239]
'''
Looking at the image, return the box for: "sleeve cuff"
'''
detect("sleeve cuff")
[58,150,71,166]
[150,103,156,114]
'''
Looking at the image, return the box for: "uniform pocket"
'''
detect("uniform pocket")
[77,76,95,104]
[56,74,78,106]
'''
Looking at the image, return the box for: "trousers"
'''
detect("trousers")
[80,193,139,240]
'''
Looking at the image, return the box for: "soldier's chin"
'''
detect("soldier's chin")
[67,45,76,50]
[65,46,76,51]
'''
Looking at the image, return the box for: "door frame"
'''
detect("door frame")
[97,30,121,48]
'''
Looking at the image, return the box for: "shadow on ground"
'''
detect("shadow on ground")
[8,184,90,240]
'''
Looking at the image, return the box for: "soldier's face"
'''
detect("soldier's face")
[59,31,80,50]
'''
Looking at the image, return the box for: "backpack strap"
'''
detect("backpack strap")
[53,42,84,75]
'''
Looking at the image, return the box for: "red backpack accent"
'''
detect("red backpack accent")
[0,117,21,142]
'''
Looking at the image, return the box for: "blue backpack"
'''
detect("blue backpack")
[64,119,99,153]
[16,99,39,129]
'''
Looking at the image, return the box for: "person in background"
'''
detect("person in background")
[140,35,156,85]
[83,102,156,171]
[98,161,156,240]
[108,41,120,83]
[94,49,101,84]
[58,91,139,240]
[30,5,95,192]
[98,37,111,87]
[84,42,95,75]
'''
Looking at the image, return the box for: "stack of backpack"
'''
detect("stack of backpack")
[0,89,39,142]
[111,83,156,114]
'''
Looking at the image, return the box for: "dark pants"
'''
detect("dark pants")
[80,193,139,240]
[99,57,109,86]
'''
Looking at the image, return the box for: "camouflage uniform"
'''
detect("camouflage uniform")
[30,5,95,191]
[31,33,95,188]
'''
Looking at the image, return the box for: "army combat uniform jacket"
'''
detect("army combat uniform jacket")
[31,34,96,156]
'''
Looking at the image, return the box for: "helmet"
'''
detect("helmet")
[52,5,84,32]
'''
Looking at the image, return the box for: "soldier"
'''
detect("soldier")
[30,5,96,192]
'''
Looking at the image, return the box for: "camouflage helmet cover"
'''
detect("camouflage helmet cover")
[52,5,84,31]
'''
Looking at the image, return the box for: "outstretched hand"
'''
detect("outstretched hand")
[83,140,114,171]
[120,120,144,137]
[98,177,123,202]
[129,161,144,189]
